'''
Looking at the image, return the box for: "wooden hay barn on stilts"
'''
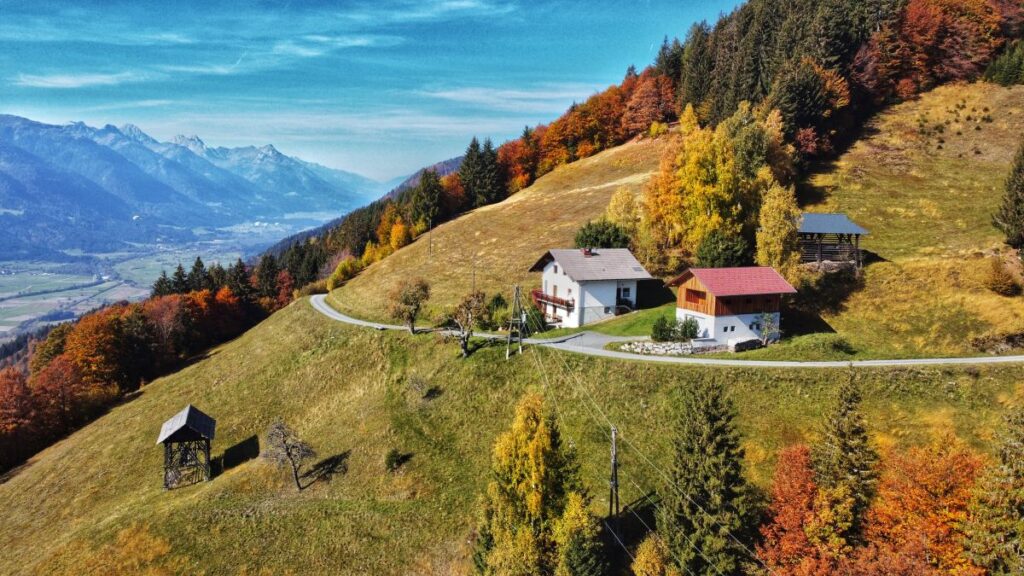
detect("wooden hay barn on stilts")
[157,404,216,489]
[798,213,869,268]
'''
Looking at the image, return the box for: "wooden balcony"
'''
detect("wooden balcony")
[531,289,575,311]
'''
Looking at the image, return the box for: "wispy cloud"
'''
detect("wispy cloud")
[13,71,147,89]
[273,35,404,58]
[342,0,517,24]
[420,84,597,113]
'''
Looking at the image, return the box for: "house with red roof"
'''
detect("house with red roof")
[667,266,797,344]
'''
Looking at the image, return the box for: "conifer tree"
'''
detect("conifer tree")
[756,182,802,281]
[151,271,173,297]
[226,258,254,304]
[187,256,209,292]
[475,138,504,207]
[460,137,483,206]
[411,169,442,227]
[812,373,878,543]
[171,263,189,294]
[657,380,753,575]
[254,254,280,299]
[994,139,1024,249]
[964,408,1024,575]
[680,23,713,114]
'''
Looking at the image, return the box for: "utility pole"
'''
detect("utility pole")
[506,285,525,359]
[472,252,477,293]
[609,426,620,521]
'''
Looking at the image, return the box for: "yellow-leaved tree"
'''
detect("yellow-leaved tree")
[755,179,802,282]
[605,186,640,239]
[641,102,794,272]
[471,392,605,576]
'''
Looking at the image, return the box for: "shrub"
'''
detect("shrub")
[652,316,698,342]
[648,121,669,138]
[326,257,362,291]
[678,317,699,340]
[296,279,328,297]
[984,257,1021,296]
[524,306,548,335]
[574,219,631,249]
[651,316,674,342]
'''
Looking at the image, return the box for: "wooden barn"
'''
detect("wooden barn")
[799,213,869,268]
[667,266,797,344]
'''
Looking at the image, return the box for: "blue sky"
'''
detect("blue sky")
[0,0,739,180]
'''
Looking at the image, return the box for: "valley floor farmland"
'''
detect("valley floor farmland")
[0,301,1020,575]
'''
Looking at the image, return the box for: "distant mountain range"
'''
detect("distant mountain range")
[0,115,387,259]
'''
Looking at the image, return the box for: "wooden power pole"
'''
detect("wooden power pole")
[506,285,525,359]
[609,425,620,520]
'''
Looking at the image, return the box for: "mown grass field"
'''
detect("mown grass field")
[1,301,1021,575]
[333,137,668,322]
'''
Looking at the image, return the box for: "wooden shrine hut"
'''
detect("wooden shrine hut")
[157,404,216,489]
[798,213,869,268]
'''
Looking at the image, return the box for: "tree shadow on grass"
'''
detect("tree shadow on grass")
[603,491,659,573]
[301,450,351,487]
[786,266,868,337]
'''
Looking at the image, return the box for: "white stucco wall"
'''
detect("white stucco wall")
[676,309,781,344]
[540,264,642,328]
[541,261,582,327]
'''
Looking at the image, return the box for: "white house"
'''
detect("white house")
[529,248,653,328]
[667,266,797,345]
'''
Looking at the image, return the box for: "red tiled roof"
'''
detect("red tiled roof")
[669,266,797,297]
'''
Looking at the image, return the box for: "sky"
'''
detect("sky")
[0,0,740,181]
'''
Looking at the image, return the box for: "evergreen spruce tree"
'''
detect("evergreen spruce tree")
[680,22,713,114]
[964,408,1024,575]
[187,256,209,292]
[411,169,442,227]
[171,263,189,294]
[226,258,255,304]
[459,137,482,207]
[254,254,279,299]
[475,138,504,207]
[208,263,227,291]
[151,271,173,297]
[657,380,753,576]
[994,139,1024,249]
[811,373,878,542]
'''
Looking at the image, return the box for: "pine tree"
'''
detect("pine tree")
[657,380,753,575]
[187,256,209,292]
[226,258,254,304]
[254,254,279,299]
[411,169,443,227]
[680,22,713,114]
[994,139,1024,249]
[151,271,173,297]
[460,137,483,207]
[755,182,802,281]
[171,263,189,294]
[812,373,878,543]
[964,408,1024,575]
[474,138,504,207]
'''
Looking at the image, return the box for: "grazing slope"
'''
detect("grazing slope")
[334,137,668,321]
[794,83,1024,358]
[0,302,1020,575]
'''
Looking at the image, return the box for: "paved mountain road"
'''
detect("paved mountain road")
[310,295,1024,369]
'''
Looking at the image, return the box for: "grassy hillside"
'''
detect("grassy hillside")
[333,136,668,321]
[789,82,1024,358]
[1,301,1021,575]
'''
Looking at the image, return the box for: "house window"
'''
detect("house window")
[553,265,558,274]
[685,289,706,305]
[621,287,631,298]
[568,288,572,297]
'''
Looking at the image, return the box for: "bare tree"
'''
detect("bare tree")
[263,419,317,490]
[452,291,486,358]
[387,278,431,334]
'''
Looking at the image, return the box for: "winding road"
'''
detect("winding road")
[310,295,1024,369]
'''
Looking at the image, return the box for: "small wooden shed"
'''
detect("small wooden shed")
[157,404,216,489]
[798,213,869,268]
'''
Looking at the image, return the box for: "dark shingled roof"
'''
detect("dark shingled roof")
[529,248,653,282]
[799,213,869,235]
[157,405,216,444]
